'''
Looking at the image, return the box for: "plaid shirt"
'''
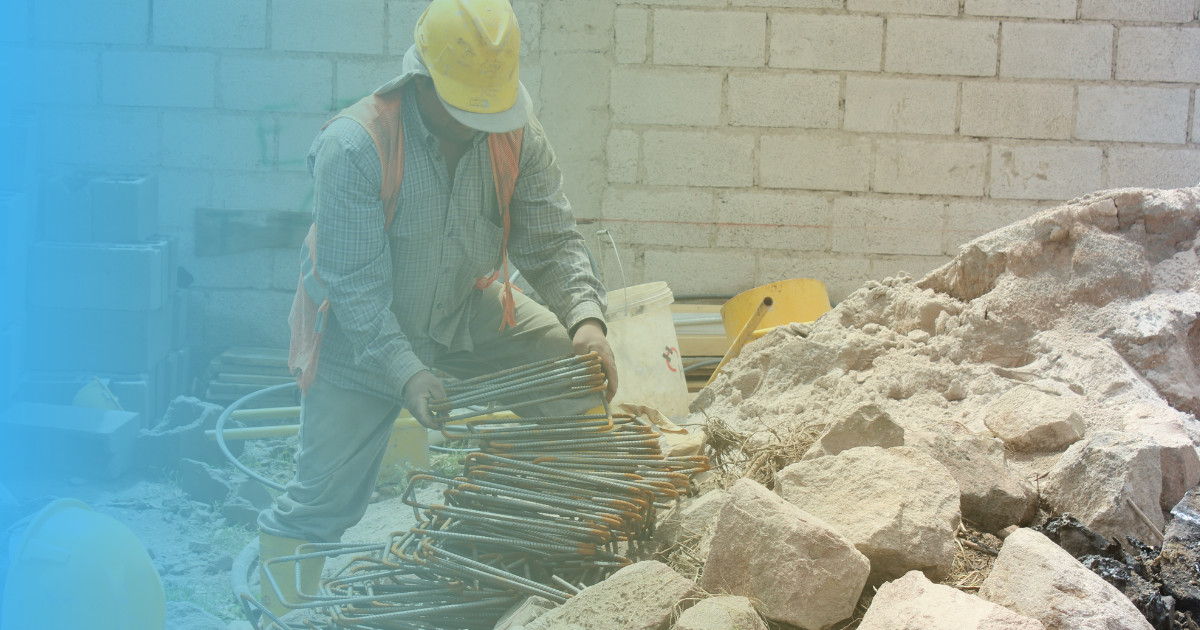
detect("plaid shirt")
[305,87,606,404]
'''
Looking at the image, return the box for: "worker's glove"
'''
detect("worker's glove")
[403,370,447,429]
[572,319,618,402]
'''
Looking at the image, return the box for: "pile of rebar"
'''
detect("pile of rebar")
[257,353,710,630]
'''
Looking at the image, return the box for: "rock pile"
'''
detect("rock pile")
[505,187,1200,629]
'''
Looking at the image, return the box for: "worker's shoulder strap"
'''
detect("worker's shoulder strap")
[322,91,406,231]
[323,89,526,232]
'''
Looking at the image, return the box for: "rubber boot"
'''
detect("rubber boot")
[258,532,325,618]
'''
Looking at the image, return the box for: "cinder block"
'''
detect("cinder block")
[1076,86,1190,144]
[618,0,725,7]
[1000,22,1112,80]
[843,76,957,135]
[848,0,957,14]
[540,52,610,117]
[1106,147,1200,190]
[990,144,1102,201]
[610,68,722,126]
[945,199,1051,251]
[219,56,334,113]
[26,301,173,374]
[961,82,1073,139]
[760,132,872,192]
[1,0,29,44]
[716,190,830,252]
[43,110,160,168]
[28,49,98,106]
[885,18,999,77]
[90,174,158,243]
[153,0,267,48]
[757,252,871,304]
[874,139,988,197]
[162,111,270,170]
[869,255,951,283]
[607,129,639,184]
[601,187,715,248]
[615,7,648,64]
[771,14,883,71]
[1194,89,1199,143]
[101,52,216,108]
[542,0,614,53]
[732,0,839,6]
[272,0,384,54]
[654,9,765,68]
[186,249,274,290]
[172,289,189,349]
[33,0,148,44]
[0,111,36,193]
[387,0,427,54]
[200,289,293,349]
[1082,0,1194,22]
[0,403,141,479]
[643,130,755,187]
[1117,27,1200,83]
[643,249,756,297]
[0,320,22,406]
[210,171,313,212]
[729,72,840,129]
[157,170,213,232]
[0,193,33,324]
[336,60,401,107]
[831,196,946,256]
[274,114,326,171]
[273,249,302,291]
[39,173,95,242]
[28,240,170,311]
[964,0,1076,19]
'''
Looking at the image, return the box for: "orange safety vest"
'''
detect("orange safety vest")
[288,88,524,392]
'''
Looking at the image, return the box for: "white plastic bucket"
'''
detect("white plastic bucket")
[605,282,691,417]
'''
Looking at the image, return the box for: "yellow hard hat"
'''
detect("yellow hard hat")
[414,0,531,133]
[2,499,166,629]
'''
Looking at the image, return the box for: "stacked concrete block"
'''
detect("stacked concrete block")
[0,113,36,412]
[23,173,188,426]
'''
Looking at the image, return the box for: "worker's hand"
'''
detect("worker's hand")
[572,319,618,402]
[403,370,446,429]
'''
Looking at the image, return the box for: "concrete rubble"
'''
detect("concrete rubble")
[670,595,767,630]
[979,528,1153,630]
[859,570,1045,630]
[523,560,701,630]
[775,446,961,584]
[522,187,1200,630]
[701,478,869,629]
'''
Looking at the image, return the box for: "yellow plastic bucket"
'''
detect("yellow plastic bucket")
[720,279,831,342]
[377,414,430,486]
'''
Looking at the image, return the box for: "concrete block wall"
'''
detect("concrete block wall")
[602,1,1200,301]
[11,0,1200,357]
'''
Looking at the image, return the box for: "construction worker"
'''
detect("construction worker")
[256,0,617,616]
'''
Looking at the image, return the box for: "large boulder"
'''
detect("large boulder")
[982,386,1085,452]
[978,529,1152,630]
[906,430,1036,532]
[654,489,725,553]
[1123,404,1200,509]
[701,478,869,630]
[859,570,1045,630]
[1042,431,1164,545]
[670,595,767,630]
[802,403,904,459]
[776,446,961,583]
[525,561,700,630]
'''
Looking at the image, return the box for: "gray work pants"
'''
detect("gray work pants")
[258,289,602,543]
